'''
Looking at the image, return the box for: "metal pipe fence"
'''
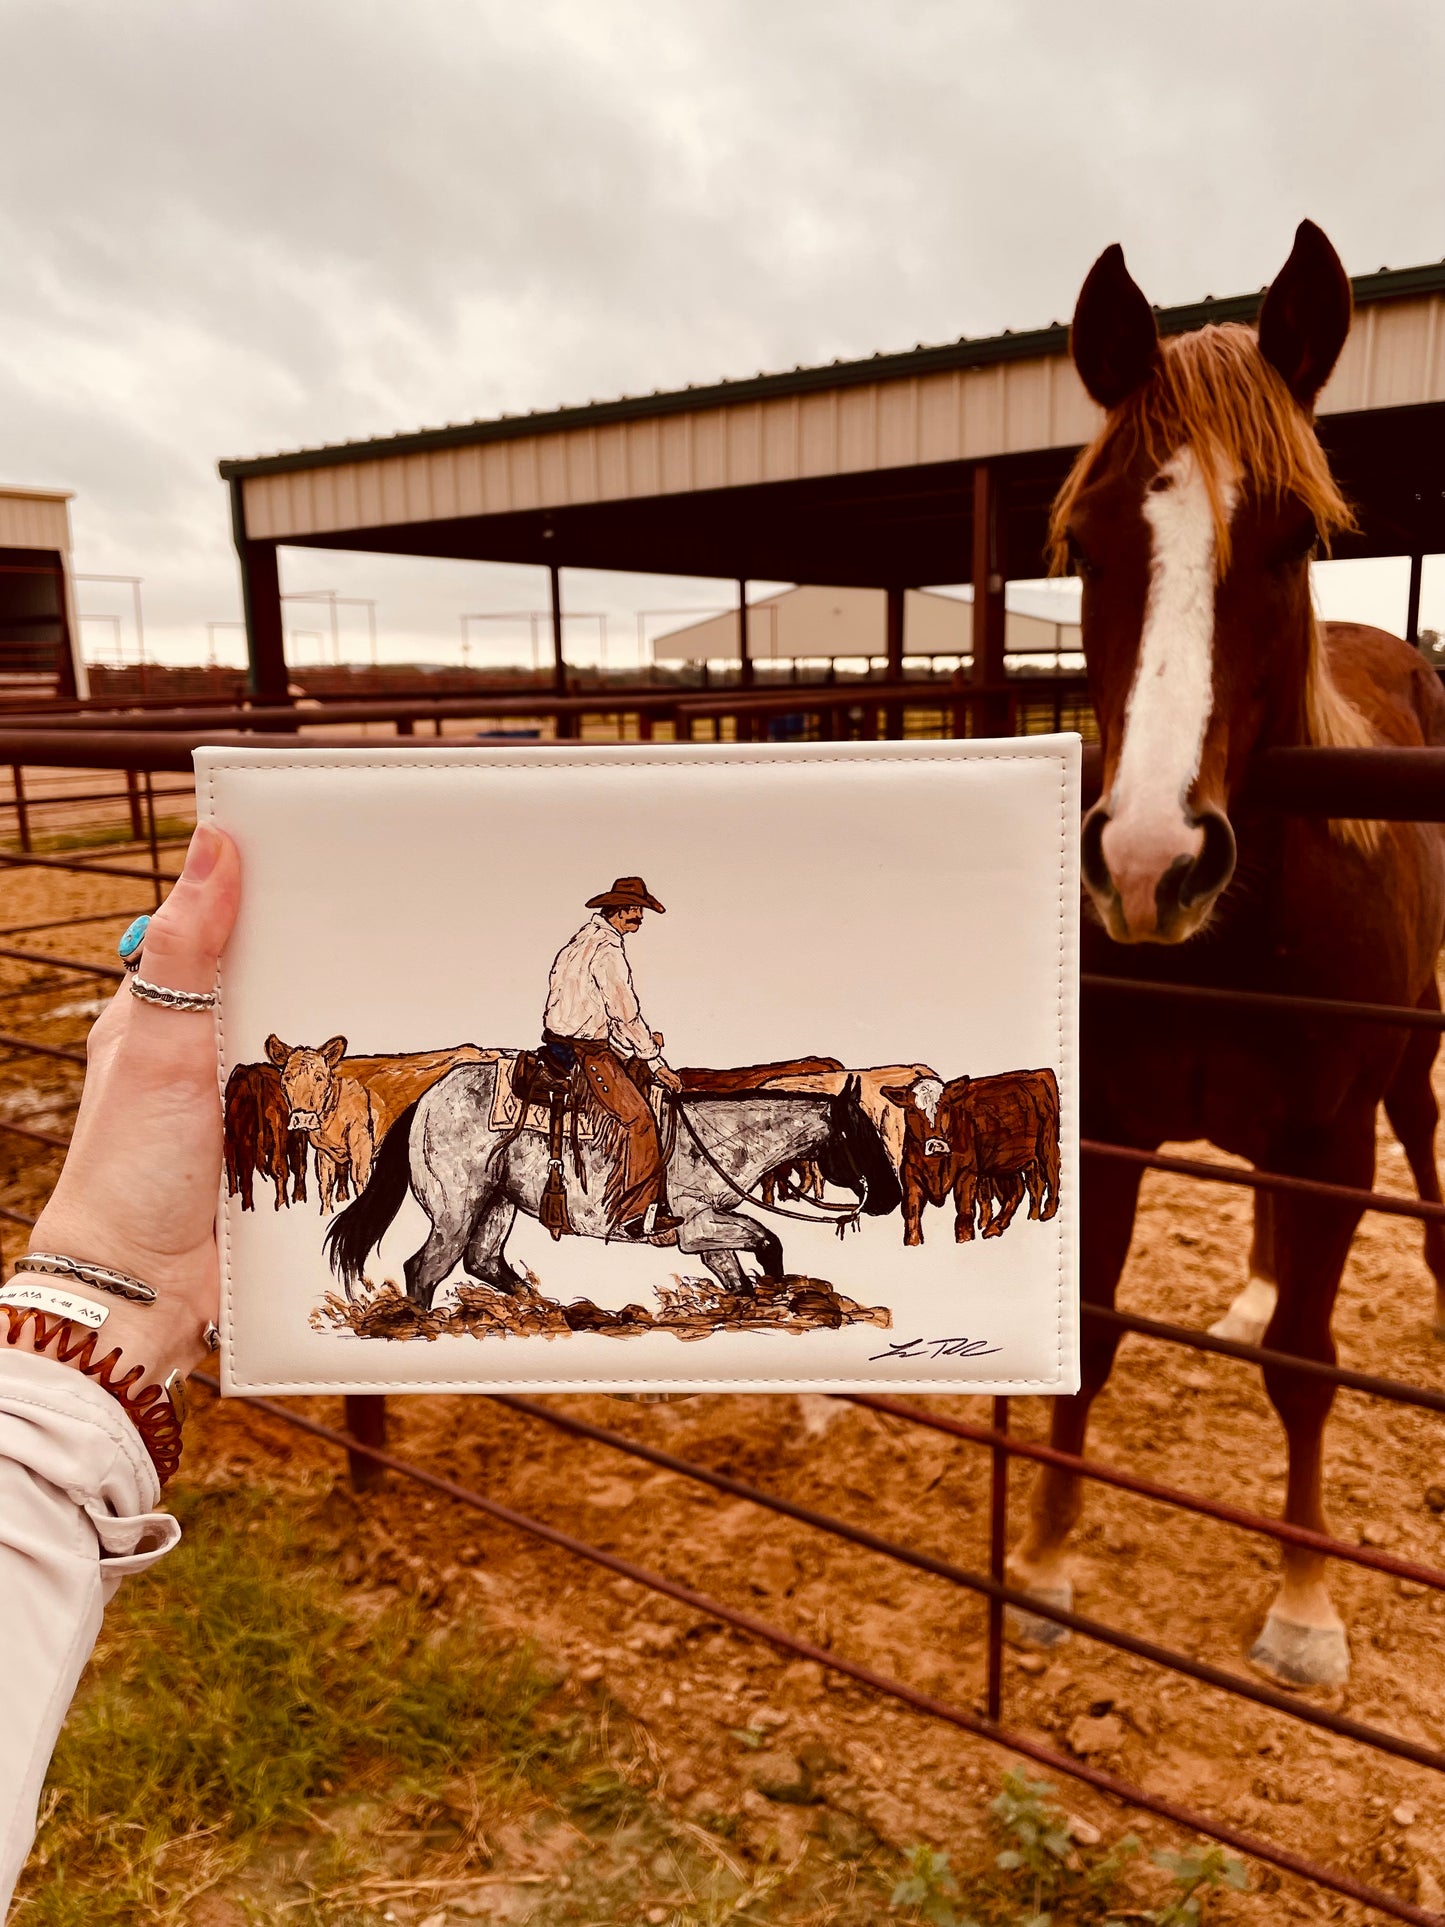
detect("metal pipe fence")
[1,702,1443,1923]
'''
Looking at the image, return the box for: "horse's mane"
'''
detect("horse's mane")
[1048,321,1374,769]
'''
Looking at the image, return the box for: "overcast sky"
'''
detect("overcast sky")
[3,0,1443,669]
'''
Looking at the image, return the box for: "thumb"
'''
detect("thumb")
[135,824,242,996]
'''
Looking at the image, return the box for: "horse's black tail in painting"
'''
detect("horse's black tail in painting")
[324,1099,419,1286]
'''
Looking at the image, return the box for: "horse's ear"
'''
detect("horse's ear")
[265,1034,290,1066]
[320,1035,348,1070]
[1257,219,1352,408]
[1070,243,1159,410]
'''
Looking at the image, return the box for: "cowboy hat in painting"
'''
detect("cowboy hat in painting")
[585,877,666,914]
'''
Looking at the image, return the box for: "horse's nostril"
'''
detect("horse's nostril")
[1080,804,1113,896]
[1179,808,1237,908]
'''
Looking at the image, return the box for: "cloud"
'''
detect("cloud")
[0,0,1441,656]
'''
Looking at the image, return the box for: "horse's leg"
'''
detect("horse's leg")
[1009,1154,1144,1644]
[1381,997,1445,1338]
[462,1197,531,1296]
[402,1134,487,1310]
[1248,1119,1370,1688]
[1210,1191,1278,1344]
[682,1207,778,1293]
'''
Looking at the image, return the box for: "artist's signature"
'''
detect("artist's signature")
[870,1335,1003,1363]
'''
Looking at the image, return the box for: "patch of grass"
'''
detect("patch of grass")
[3,816,194,856]
[13,1483,588,1925]
[891,1769,1248,1927]
[13,1480,904,1927]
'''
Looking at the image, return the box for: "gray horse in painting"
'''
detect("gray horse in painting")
[325,1062,901,1307]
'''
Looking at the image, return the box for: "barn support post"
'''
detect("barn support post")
[229,478,289,709]
[1406,551,1423,646]
[885,585,906,739]
[737,580,755,740]
[549,563,575,740]
[971,463,1009,737]
[344,1393,388,1492]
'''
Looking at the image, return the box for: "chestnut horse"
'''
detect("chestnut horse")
[1009,221,1445,1688]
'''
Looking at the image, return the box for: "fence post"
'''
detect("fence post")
[125,769,144,843]
[10,767,30,854]
[986,1394,1010,1722]
[143,771,162,907]
[344,1393,388,1491]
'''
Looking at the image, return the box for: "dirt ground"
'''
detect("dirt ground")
[3,852,1445,1924]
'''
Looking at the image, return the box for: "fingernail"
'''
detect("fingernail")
[183,823,222,880]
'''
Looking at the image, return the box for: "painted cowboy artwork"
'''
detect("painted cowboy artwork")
[539,875,685,1242]
[221,870,1063,1347]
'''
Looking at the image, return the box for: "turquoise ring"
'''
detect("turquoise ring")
[117,914,151,973]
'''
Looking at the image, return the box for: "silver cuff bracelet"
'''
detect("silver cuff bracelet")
[16,1252,158,1305]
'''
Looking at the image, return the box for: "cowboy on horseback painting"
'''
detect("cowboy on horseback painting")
[207,734,1077,1395]
[541,875,684,1242]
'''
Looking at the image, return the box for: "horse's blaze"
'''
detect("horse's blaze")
[1089,447,1238,944]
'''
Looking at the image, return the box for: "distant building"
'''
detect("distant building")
[0,486,86,698]
[649,584,1080,669]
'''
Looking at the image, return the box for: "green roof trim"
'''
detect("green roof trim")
[219,259,1445,483]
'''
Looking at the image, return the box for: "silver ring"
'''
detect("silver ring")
[129,976,218,1012]
[203,1321,221,1352]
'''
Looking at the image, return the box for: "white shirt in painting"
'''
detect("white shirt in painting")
[543,913,660,1062]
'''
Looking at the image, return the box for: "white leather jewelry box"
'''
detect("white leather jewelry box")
[197,737,1079,1397]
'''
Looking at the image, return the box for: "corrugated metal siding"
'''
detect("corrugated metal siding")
[0,491,71,553]
[241,294,1445,543]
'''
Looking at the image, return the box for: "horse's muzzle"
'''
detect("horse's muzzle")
[1083,801,1236,943]
[288,1109,320,1132]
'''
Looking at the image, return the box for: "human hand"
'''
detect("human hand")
[654,1061,683,1094]
[18,824,242,1383]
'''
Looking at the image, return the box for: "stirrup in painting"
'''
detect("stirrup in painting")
[623,1203,683,1241]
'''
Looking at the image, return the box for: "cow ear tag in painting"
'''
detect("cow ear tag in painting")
[199,736,1079,1398]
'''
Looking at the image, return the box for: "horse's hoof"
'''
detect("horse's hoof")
[1005,1578,1072,1649]
[1248,1613,1350,1688]
[1209,1277,1277,1346]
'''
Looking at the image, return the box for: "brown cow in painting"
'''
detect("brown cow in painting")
[339,1045,495,1134]
[224,1062,308,1211]
[266,1034,377,1215]
[679,1056,843,1092]
[883,1069,1060,1246]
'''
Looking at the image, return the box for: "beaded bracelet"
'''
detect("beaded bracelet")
[1,1303,184,1486]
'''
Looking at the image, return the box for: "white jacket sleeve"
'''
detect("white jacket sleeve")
[0,1349,180,1918]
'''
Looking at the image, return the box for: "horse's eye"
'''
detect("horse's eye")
[1273,521,1319,569]
[1066,534,1097,580]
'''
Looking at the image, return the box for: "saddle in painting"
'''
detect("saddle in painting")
[197,736,1080,1396]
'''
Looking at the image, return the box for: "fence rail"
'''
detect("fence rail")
[1,702,1444,1924]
